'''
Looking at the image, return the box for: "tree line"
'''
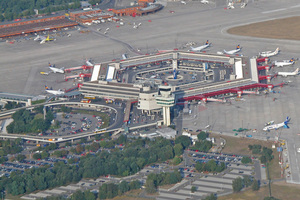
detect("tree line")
[195,160,226,173]
[0,137,177,196]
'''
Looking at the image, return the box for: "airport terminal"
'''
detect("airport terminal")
[79,50,277,126]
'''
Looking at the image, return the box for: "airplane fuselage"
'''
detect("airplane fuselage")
[49,67,64,74]
[224,48,241,55]
[274,60,294,67]
[45,90,65,95]
[191,44,210,52]
[263,122,284,131]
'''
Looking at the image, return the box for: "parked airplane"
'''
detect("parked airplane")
[48,63,65,73]
[263,117,290,131]
[223,45,241,55]
[34,34,55,44]
[259,47,279,57]
[274,58,295,67]
[181,1,187,4]
[86,59,93,67]
[227,2,234,9]
[201,0,209,4]
[45,86,65,95]
[277,68,299,77]
[190,40,211,52]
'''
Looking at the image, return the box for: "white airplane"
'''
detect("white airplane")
[259,47,279,57]
[48,63,65,73]
[223,45,241,55]
[201,0,209,4]
[274,58,295,67]
[241,3,247,8]
[181,1,187,4]
[190,40,211,52]
[86,59,93,67]
[277,68,299,77]
[45,86,65,95]
[227,2,234,9]
[263,117,290,131]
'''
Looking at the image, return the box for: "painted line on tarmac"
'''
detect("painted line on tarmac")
[262,8,287,14]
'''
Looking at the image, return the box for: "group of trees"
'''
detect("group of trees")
[248,145,274,164]
[3,102,22,110]
[0,0,82,22]
[0,137,177,196]
[195,160,226,173]
[6,109,54,134]
[241,156,252,164]
[98,180,141,199]
[145,171,182,194]
[232,175,259,193]
[0,139,23,164]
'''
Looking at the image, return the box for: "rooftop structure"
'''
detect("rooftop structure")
[0,15,78,38]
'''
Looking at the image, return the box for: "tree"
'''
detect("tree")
[71,190,85,200]
[174,143,183,156]
[241,156,252,164]
[172,156,182,165]
[191,186,196,193]
[16,154,26,162]
[41,151,49,159]
[264,197,280,200]
[197,131,207,141]
[175,135,191,149]
[33,153,41,160]
[145,179,156,194]
[204,194,217,200]
[252,178,260,191]
[232,177,243,192]
[118,180,129,195]
[243,175,252,187]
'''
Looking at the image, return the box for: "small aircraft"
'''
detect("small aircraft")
[227,2,234,9]
[241,2,247,8]
[45,86,65,95]
[48,63,65,74]
[263,117,290,131]
[34,34,55,44]
[181,1,187,4]
[86,59,93,67]
[223,45,241,55]
[277,68,299,77]
[274,58,295,67]
[190,40,211,52]
[259,47,279,57]
[200,0,209,4]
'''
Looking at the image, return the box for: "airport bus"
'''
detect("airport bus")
[84,96,96,100]
[81,99,91,103]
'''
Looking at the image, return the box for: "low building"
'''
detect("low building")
[156,127,177,139]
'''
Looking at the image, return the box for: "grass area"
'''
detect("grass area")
[72,109,110,128]
[112,189,154,200]
[227,16,300,40]
[159,183,176,189]
[210,133,281,180]
[6,194,24,200]
[31,99,46,105]
[219,181,300,200]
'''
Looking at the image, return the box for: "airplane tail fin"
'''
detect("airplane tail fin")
[295,68,299,74]
[45,85,49,90]
[275,47,279,53]
[237,45,240,49]
[290,58,294,62]
[205,40,209,45]
[284,117,290,128]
